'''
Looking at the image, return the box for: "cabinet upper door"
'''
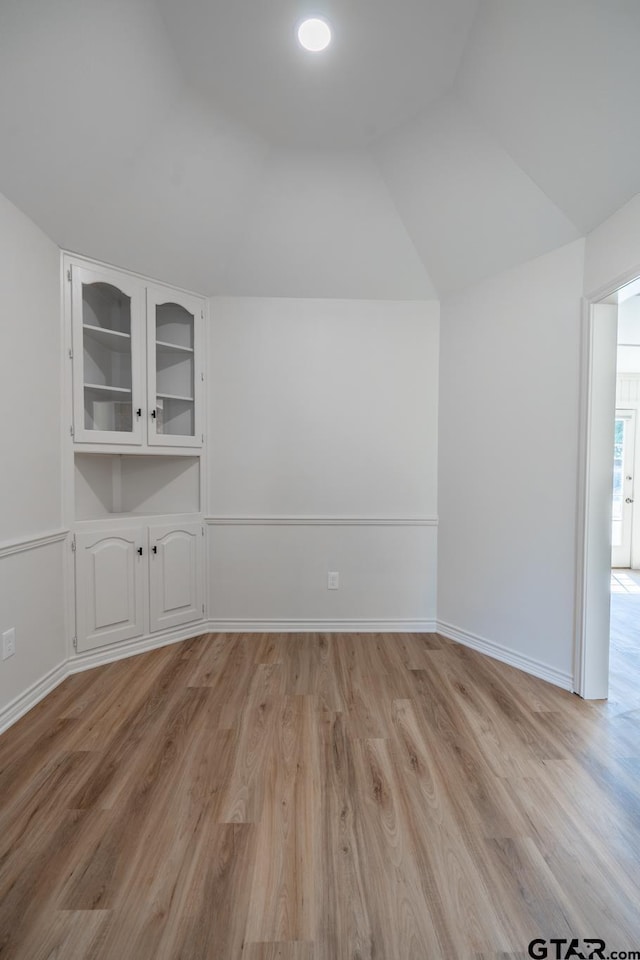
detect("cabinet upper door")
[148,522,203,633]
[75,526,145,652]
[71,263,145,445]
[147,286,204,448]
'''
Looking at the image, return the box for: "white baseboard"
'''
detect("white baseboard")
[1,616,572,737]
[0,624,209,735]
[67,619,437,674]
[68,623,211,674]
[436,620,574,692]
[0,661,68,735]
[205,618,437,633]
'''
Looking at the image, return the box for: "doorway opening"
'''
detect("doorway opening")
[576,273,640,699]
[609,290,640,703]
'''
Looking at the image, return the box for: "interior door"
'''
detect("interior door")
[75,527,145,651]
[148,522,203,632]
[611,409,636,568]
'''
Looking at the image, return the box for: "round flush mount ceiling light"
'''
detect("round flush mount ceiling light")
[297,18,332,53]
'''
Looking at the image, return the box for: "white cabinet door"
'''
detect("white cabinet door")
[146,286,204,448]
[148,523,203,632]
[75,527,145,652]
[71,263,146,445]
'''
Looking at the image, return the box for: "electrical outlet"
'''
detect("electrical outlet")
[327,571,340,590]
[2,628,16,660]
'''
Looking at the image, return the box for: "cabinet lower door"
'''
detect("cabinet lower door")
[148,523,203,633]
[76,528,145,652]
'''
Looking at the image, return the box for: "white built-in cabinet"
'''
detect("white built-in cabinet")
[70,261,204,448]
[74,521,204,653]
[64,254,207,655]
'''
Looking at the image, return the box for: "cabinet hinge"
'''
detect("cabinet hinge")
[67,267,72,282]
[201,371,204,382]
[201,310,204,319]
[201,526,205,537]
[68,347,73,359]
[71,535,76,552]
[70,424,74,437]
[201,433,204,444]
[202,603,205,615]
[73,636,78,651]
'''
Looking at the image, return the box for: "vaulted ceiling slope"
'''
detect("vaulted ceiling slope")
[0,0,638,298]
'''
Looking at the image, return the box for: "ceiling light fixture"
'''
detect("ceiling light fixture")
[297,18,331,53]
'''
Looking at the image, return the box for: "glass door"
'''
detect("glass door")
[612,409,635,568]
[147,286,202,447]
[71,264,145,444]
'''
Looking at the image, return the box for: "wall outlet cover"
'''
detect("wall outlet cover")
[2,628,16,660]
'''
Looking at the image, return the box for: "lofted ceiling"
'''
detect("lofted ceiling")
[0,0,638,298]
[155,0,478,148]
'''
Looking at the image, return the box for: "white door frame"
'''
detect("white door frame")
[574,266,640,698]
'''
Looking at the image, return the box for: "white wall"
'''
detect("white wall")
[438,239,585,685]
[0,194,62,539]
[617,295,640,374]
[207,297,439,626]
[585,192,640,296]
[617,295,640,345]
[0,542,66,726]
[374,94,578,296]
[223,147,436,300]
[0,192,67,720]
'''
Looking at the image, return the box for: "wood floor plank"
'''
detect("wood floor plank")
[59,685,212,911]
[0,629,639,959]
[389,698,510,956]
[62,646,176,751]
[243,943,314,960]
[245,695,319,944]
[316,710,375,960]
[216,664,284,823]
[11,909,111,960]
[349,735,444,958]
[0,750,95,879]
[65,645,204,812]
[332,634,396,739]
[0,809,104,960]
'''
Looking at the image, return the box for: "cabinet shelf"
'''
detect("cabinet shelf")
[157,393,194,402]
[76,511,201,524]
[85,383,132,396]
[156,339,194,354]
[83,324,131,352]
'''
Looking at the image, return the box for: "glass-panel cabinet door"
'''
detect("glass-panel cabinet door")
[147,286,203,447]
[71,264,145,445]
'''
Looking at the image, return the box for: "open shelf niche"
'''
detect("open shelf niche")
[75,453,201,521]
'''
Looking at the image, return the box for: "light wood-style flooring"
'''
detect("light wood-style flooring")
[1,630,639,959]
